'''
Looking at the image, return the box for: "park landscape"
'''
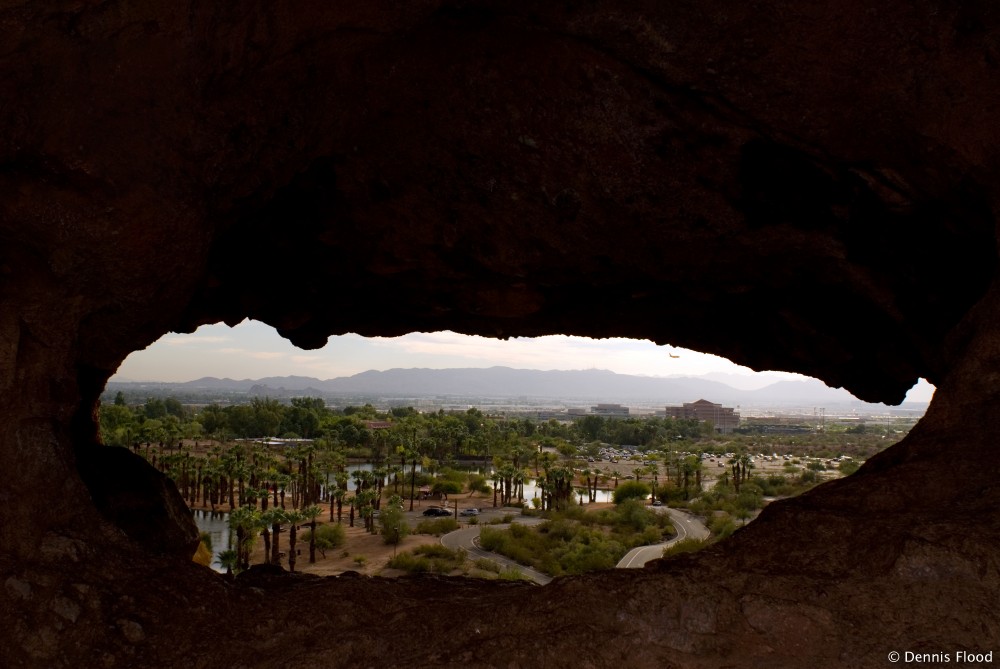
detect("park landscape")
[99,392,905,582]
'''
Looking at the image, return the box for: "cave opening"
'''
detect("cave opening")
[94,322,937,582]
[3,2,999,664]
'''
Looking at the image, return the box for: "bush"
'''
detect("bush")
[467,474,491,495]
[199,531,213,553]
[473,558,502,573]
[301,523,347,557]
[498,568,530,581]
[413,518,459,536]
[838,460,860,475]
[439,468,467,484]
[387,545,467,574]
[379,506,411,545]
[707,514,737,539]
[661,538,708,559]
[613,481,651,504]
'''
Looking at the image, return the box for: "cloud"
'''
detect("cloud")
[162,335,232,346]
[247,352,287,360]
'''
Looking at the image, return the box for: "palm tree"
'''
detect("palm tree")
[284,509,306,572]
[302,505,323,564]
[332,484,347,523]
[228,506,259,572]
[262,507,287,566]
[216,549,238,577]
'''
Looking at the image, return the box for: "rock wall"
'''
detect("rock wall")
[1,1,998,666]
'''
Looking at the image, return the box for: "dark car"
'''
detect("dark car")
[422,507,452,517]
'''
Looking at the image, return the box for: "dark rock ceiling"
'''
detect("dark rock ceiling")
[1,1,998,667]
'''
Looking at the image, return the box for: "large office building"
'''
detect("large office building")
[665,399,740,433]
[591,403,630,418]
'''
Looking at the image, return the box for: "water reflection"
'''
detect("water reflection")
[330,464,614,504]
[192,509,230,573]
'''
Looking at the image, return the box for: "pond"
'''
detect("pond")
[331,463,614,505]
[192,509,230,573]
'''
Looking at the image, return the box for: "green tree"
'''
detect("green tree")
[379,495,410,554]
[612,480,651,505]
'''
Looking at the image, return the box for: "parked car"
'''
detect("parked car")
[459,508,480,516]
[651,500,663,507]
[422,507,452,517]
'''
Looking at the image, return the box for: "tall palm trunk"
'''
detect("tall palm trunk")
[271,523,281,565]
[409,458,417,512]
[288,524,298,572]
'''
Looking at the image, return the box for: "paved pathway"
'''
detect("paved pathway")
[616,507,710,568]
[441,524,552,585]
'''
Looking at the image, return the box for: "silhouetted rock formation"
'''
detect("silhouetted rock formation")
[1,2,997,666]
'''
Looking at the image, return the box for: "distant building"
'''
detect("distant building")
[362,420,392,430]
[591,403,630,418]
[665,399,740,433]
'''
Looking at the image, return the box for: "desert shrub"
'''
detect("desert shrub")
[413,517,459,536]
[661,538,709,558]
[386,552,431,573]
[797,469,819,484]
[301,523,347,557]
[473,558,501,573]
[467,474,491,494]
[389,545,466,574]
[838,460,860,475]
[613,499,656,532]
[199,531,213,553]
[379,505,411,545]
[707,514,737,539]
[498,568,530,581]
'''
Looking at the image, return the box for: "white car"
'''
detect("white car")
[459,508,480,517]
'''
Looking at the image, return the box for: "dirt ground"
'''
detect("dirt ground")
[193,494,494,578]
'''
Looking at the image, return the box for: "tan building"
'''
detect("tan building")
[665,399,740,433]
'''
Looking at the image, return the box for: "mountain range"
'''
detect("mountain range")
[108,367,928,411]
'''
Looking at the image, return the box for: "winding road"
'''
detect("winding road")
[439,506,709,584]
[616,507,710,568]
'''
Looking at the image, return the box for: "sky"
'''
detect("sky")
[112,319,936,402]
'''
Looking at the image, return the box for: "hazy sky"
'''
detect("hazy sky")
[113,319,936,402]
